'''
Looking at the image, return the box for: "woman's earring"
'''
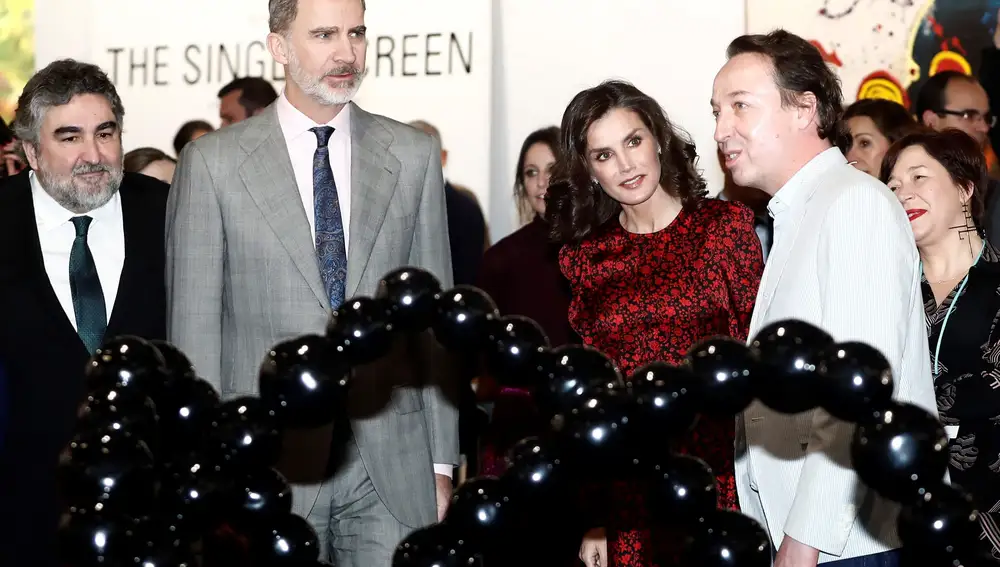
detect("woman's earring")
[955,201,977,239]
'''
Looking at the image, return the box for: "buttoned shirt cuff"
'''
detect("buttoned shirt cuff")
[433,463,454,478]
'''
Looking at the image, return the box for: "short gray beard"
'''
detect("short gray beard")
[36,159,123,214]
[287,48,365,106]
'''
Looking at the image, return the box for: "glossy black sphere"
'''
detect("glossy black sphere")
[538,345,622,417]
[326,296,393,364]
[57,426,156,517]
[77,386,160,455]
[504,436,564,493]
[392,523,482,567]
[258,334,350,428]
[432,285,499,351]
[483,315,550,387]
[686,337,758,416]
[159,457,231,536]
[898,482,982,561]
[57,510,140,566]
[230,467,293,519]
[445,476,510,544]
[682,510,771,567]
[149,339,198,381]
[851,401,950,504]
[85,335,169,404]
[204,396,282,469]
[553,384,631,479]
[749,319,832,414]
[818,341,895,423]
[250,513,320,562]
[375,266,443,331]
[648,454,718,525]
[628,362,702,437]
[155,377,221,462]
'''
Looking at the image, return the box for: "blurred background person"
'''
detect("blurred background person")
[881,128,1000,561]
[218,76,278,127]
[842,98,923,178]
[172,119,213,157]
[124,147,176,184]
[0,118,24,178]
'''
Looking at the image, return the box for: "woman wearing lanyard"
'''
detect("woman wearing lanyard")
[882,128,1000,559]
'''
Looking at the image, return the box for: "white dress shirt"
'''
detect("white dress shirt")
[737,148,937,562]
[31,171,124,332]
[275,94,452,479]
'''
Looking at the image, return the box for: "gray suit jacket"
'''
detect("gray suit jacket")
[165,102,458,528]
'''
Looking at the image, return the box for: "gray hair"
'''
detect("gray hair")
[408,120,441,143]
[12,59,124,146]
[269,0,366,35]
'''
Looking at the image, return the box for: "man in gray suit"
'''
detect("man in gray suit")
[165,0,458,564]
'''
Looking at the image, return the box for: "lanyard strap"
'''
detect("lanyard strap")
[927,240,987,375]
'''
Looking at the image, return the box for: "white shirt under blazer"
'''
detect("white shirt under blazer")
[736,147,939,562]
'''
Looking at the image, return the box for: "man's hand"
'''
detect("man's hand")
[579,527,607,567]
[434,474,452,522]
[774,535,820,567]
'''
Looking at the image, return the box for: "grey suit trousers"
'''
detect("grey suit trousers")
[307,436,414,566]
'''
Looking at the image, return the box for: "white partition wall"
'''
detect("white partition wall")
[34,0,745,240]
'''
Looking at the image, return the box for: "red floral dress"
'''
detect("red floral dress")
[559,199,763,567]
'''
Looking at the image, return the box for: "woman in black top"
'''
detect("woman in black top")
[882,128,1000,558]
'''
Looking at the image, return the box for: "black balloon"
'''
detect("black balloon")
[898,482,982,561]
[538,344,622,417]
[77,386,160,454]
[504,436,564,493]
[258,334,350,428]
[250,513,320,562]
[483,315,550,387]
[553,384,631,479]
[85,335,169,404]
[375,266,443,331]
[445,476,510,544]
[150,339,198,381]
[326,296,393,364]
[155,377,221,461]
[749,319,832,414]
[686,337,757,416]
[647,454,718,525]
[122,523,198,567]
[432,285,499,351]
[205,396,283,469]
[629,362,701,438]
[851,402,949,504]
[57,509,140,566]
[230,467,293,519]
[682,510,771,567]
[159,457,231,536]
[392,523,482,567]
[818,341,895,423]
[57,425,157,517]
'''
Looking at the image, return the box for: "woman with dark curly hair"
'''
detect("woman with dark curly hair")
[547,80,763,567]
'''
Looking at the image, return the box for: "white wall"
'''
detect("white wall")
[34,0,746,241]
[488,0,746,238]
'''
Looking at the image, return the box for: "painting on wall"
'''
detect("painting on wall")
[0,0,33,125]
[747,0,1000,109]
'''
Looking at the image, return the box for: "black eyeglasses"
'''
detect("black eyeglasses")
[936,108,998,128]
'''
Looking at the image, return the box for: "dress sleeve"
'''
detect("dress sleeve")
[721,203,764,342]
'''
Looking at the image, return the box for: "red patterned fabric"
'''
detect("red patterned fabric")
[559,199,763,567]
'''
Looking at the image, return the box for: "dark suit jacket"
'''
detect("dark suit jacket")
[445,182,486,286]
[0,171,169,566]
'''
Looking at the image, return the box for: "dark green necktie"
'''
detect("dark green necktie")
[69,216,107,353]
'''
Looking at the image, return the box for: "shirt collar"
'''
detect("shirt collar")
[767,147,846,219]
[30,169,122,232]
[276,91,353,145]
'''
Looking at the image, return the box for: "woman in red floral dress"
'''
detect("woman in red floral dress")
[546,80,764,567]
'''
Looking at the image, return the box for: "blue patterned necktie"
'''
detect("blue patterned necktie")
[311,126,348,309]
[69,215,107,353]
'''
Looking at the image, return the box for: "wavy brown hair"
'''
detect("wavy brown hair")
[546,80,707,244]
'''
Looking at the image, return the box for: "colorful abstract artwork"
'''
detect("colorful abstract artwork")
[0,0,33,124]
[748,0,1000,110]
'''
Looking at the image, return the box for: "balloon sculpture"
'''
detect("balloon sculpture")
[56,267,990,566]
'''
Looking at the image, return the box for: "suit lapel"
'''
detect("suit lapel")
[748,212,805,336]
[346,105,400,298]
[238,106,328,308]
[0,173,89,357]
